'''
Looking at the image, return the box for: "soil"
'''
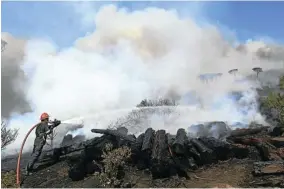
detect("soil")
[7,158,281,188]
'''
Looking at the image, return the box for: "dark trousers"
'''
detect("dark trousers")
[27,138,45,170]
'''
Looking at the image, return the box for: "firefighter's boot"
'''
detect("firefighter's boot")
[25,164,33,176]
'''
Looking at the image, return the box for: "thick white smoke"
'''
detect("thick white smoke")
[3,4,284,155]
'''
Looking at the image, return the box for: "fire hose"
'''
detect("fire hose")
[16,123,39,186]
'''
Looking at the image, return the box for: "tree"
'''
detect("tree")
[198,73,223,83]
[198,74,209,83]
[228,69,238,76]
[1,121,19,149]
[252,67,263,78]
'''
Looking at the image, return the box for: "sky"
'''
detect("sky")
[2,1,284,48]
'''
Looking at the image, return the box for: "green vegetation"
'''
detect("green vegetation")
[97,143,132,187]
[262,75,284,126]
[1,171,18,188]
[279,76,284,90]
[263,82,284,125]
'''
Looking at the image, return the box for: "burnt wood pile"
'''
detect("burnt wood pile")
[44,123,284,182]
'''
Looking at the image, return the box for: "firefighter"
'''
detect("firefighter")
[25,112,61,175]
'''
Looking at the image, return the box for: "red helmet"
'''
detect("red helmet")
[40,112,50,121]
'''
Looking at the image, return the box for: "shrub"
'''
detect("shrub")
[1,171,18,188]
[137,98,178,107]
[107,98,178,133]
[1,121,19,149]
[263,92,284,125]
[98,143,132,187]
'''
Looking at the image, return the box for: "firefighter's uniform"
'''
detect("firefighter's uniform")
[26,113,61,175]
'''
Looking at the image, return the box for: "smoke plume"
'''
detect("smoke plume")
[1,33,32,119]
[2,4,284,155]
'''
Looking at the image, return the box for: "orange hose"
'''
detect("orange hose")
[16,123,40,187]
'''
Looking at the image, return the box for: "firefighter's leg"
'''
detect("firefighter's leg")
[26,142,44,174]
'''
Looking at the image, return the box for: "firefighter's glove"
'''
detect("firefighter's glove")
[53,119,61,127]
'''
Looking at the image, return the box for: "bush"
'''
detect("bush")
[137,98,178,107]
[1,171,18,188]
[263,92,284,125]
[1,121,19,149]
[97,143,132,187]
[107,98,178,133]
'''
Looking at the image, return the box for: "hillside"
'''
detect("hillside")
[2,121,284,188]
[2,84,284,188]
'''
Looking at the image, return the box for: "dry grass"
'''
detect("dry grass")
[97,143,132,187]
[56,166,69,177]
[1,171,18,188]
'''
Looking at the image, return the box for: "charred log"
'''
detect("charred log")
[150,130,173,178]
[206,121,231,139]
[188,157,198,170]
[270,126,284,137]
[187,143,202,165]
[199,137,231,161]
[142,128,155,152]
[31,125,283,183]
[135,128,155,169]
[253,161,284,176]
[167,133,175,146]
[172,128,188,155]
[230,144,250,159]
[229,137,282,161]
[255,142,283,161]
[61,134,73,147]
[191,138,214,164]
[72,135,86,144]
[91,128,135,143]
[229,127,269,137]
[269,137,284,148]
[130,133,145,167]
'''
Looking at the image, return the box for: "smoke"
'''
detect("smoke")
[1,33,32,119]
[2,4,284,155]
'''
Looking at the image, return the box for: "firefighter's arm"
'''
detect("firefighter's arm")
[42,119,61,136]
[45,128,53,135]
[49,119,61,130]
